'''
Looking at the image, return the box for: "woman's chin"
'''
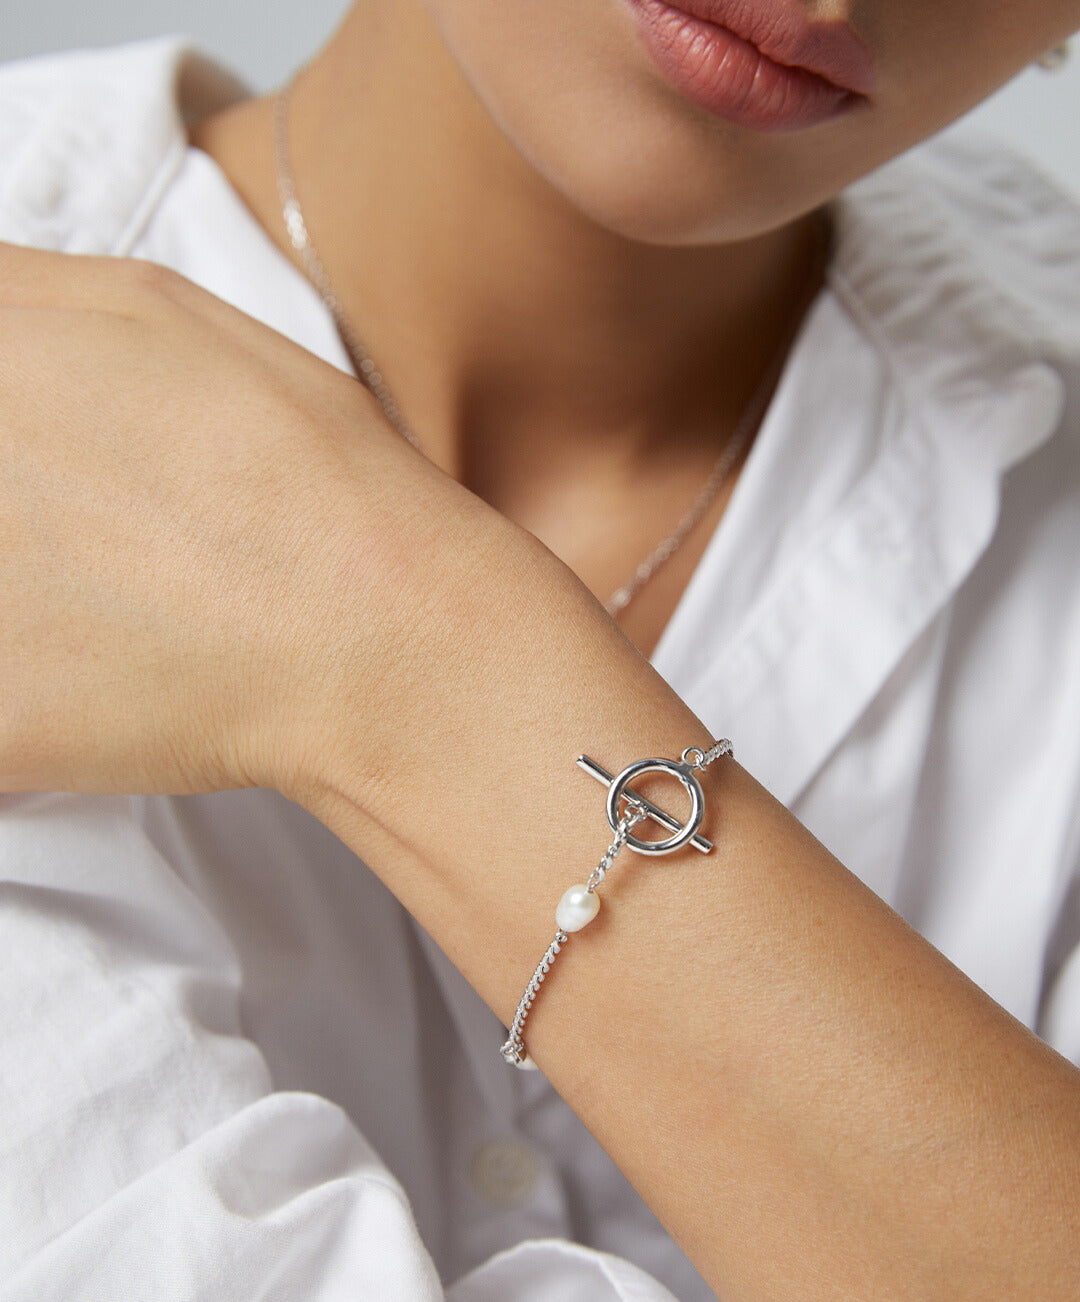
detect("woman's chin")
[519,126,811,248]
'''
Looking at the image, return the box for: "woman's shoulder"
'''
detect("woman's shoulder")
[0,36,247,255]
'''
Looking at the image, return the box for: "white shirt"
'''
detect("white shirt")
[1,35,1079,1302]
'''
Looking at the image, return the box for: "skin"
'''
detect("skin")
[2,1,1080,1297]
[190,0,1080,659]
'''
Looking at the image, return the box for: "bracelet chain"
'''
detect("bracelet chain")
[500,804,650,1069]
[499,737,733,1070]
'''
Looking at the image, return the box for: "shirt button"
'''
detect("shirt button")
[468,1139,541,1208]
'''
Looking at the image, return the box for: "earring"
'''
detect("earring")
[1037,41,1071,71]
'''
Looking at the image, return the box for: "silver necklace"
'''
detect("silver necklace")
[272,85,823,619]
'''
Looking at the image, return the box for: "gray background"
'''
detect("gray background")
[3,3,1079,197]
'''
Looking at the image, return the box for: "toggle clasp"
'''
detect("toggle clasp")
[576,753,712,855]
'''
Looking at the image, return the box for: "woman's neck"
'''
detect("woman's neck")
[189,0,821,506]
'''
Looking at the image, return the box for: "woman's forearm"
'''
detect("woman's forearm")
[1,238,1073,1297]
[291,507,1080,1302]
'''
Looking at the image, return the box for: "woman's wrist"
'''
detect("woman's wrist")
[285,492,721,1010]
[231,395,531,805]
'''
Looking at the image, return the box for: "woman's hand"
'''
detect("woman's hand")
[0,240,514,799]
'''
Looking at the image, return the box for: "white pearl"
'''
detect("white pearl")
[556,885,600,932]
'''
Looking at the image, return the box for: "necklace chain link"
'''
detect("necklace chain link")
[271,85,826,619]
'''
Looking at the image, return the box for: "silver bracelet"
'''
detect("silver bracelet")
[499,738,734,1069]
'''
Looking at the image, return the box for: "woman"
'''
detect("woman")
[1,2,1079,1298]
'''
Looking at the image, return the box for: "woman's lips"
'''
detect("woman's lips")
[627,0,877,131]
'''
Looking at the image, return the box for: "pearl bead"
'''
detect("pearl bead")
[556,884,600,932]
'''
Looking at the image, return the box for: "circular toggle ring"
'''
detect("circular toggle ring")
[605,757,706,856]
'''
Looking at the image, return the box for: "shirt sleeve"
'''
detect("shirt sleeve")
[0,791,678,1302]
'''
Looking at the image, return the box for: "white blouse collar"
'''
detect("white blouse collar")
[648,132,1077,803]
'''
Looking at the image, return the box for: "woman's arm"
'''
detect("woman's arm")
[2,243,1077,1301]
[292,503,1080,1302]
